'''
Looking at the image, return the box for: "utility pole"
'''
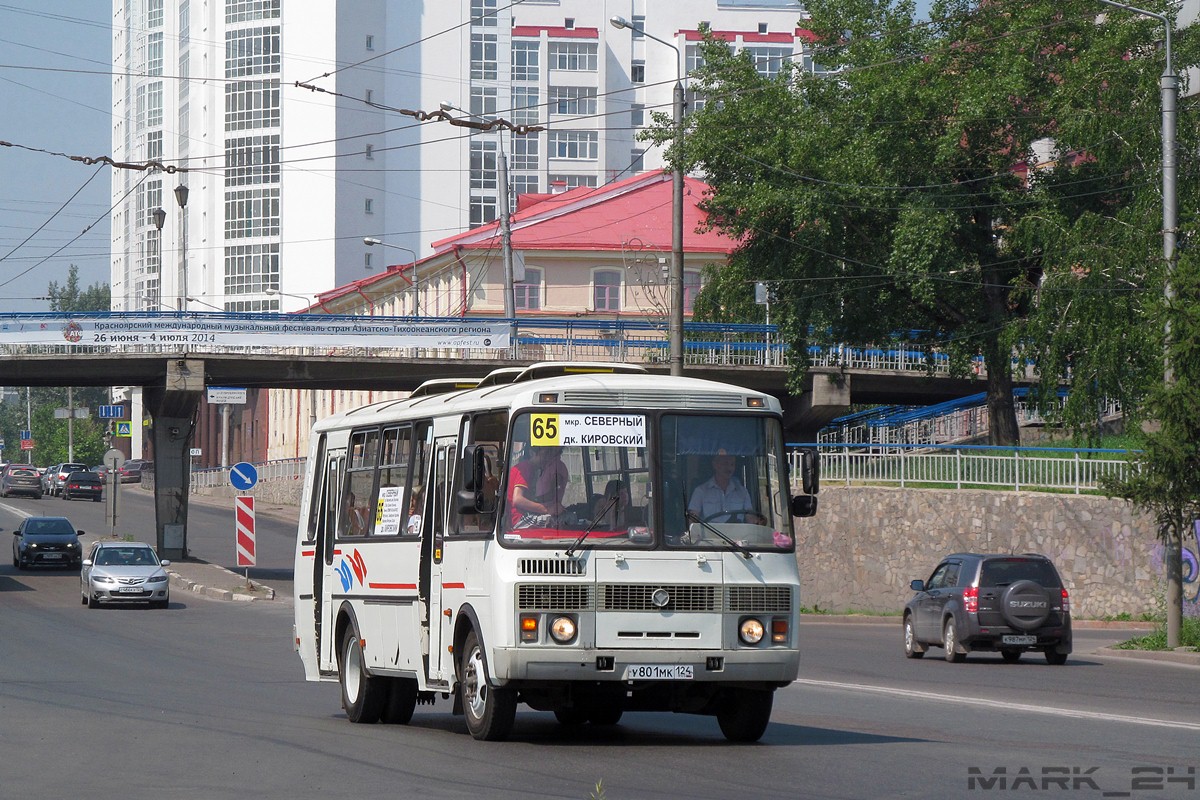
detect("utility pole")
[1099,0,1180,648]
[67,386,74,462]
[498,139,517,344]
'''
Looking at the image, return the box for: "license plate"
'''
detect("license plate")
[117,586,144,593]
[1002,635,1036,645]
[622,664,694,680]
[42,553,63,560]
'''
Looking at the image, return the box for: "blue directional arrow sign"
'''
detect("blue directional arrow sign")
[229,462,259,491]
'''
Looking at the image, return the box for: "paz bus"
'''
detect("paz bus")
[293,362,819,742]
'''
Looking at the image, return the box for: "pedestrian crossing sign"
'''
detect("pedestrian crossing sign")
[115,422,133,437]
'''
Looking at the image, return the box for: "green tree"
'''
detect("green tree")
[652,0,1200,444]
[46,264,110,312]
[0,267,115,464]
[1102,238,1200,647]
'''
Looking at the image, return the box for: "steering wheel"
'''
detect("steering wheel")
[702,510,764,524]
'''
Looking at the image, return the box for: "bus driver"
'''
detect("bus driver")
[508,445,569,529]
[687,449,764,524]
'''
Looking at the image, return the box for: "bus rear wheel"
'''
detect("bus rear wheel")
[339,626,385,724]
[716,688,774,743]
[460,630,516,741]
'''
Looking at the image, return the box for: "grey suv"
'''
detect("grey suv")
[904,553,1071,665]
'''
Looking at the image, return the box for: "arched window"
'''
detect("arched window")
[515,267,542,311]
[593,269,621,312]
[683,270,702,313]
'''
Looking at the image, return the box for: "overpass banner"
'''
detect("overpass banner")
[0,315,511,350]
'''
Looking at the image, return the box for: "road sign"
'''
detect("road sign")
[19,430,30,441]
[20,440,33,450]
[0,438,5,450]
[189,448,202,457]
[99,405,126,419]
[229,462,258,491]
[208,387,247,405]
[103,448,126,470]
[114,422,132,438]
[235,496,256,567]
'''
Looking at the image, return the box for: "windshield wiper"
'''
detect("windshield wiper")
[684,509,753,560]
[565,495,619,557]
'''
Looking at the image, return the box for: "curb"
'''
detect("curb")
[1093,646,1200,667]
[167,564,277,602]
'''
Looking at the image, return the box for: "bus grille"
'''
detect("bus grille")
[726,586,792,613]
[517,584,593,611]
[518,558,586,576]
[599,584,718,612]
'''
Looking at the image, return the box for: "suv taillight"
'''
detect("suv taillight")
[1060,588,1070,613]
[963,587,979,614]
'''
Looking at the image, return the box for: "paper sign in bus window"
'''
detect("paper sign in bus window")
[531,414,646,448]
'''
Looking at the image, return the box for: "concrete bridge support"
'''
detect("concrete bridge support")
[782,368,851,441]
[144,359,204,560]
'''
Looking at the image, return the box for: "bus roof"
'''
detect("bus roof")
[313,364,781,433]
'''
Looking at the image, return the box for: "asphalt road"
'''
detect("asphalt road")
[1,491,1197,799]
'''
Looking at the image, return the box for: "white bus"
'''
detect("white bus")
[293,362,819,742]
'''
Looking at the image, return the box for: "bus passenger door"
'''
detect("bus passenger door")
[421,438,455,685]
[318,451,345,672]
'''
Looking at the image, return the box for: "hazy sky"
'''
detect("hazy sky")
[0,1,934,314]
[0,2,112,312]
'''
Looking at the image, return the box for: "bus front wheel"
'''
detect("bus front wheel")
[716,688,773,743]
[339,626,385,724]
[460,630,516,741]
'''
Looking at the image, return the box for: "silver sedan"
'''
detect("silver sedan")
[81,542,171,609]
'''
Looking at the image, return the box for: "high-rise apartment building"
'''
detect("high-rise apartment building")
[111,0,810,313]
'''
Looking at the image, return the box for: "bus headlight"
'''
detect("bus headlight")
[739,618,765,645]
[549,616,577,644]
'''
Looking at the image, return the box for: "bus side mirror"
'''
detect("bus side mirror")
[460,445,480,492]
[790,495,817,518]
[799,448,819,495]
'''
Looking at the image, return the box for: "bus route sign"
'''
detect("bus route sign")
[531,414,645,448]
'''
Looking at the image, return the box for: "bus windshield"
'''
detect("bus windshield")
[498,411,794,552]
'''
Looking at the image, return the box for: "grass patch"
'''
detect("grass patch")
[1113,617,1200,650]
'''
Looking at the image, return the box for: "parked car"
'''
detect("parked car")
[903,553,1072,665]
[61,471,103,502]
[80,541,170,609]
[12,516,83,569]
[90,464,109,481]
[117,459,150,484]
[43,462,88,496]
[0,464,43,499]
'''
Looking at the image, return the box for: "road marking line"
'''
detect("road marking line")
[794,678,1200,731]
[0,501,33,520]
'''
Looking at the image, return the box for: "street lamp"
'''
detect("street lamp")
[363,237,421,315]
[174,185,189,311]
[151,208,167,314]
[438,101,518,327]
[1098,0,1181,647]
[185,296,224,312]
[611,14,685,376]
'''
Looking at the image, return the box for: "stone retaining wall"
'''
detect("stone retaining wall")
[187,477,1196,619]
[799,487,1188,619]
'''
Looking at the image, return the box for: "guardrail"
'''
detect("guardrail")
[208,446,1133,498]
[790,443,1133,494]
[0,312,992,374]
[191,457,306,489]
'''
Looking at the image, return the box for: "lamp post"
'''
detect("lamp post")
[363,238,421,315]
[184,296,224,311]
[438,101,517,328]
[151,207,166,313]
[1098,0,1181,647]
[174,185,189,311]
[611,15,685,376]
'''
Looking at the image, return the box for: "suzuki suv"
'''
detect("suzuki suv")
[903,553,1071,665]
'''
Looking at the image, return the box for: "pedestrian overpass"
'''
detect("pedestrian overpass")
[0,311,988,558]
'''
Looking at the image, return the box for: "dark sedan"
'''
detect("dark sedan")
[12,516,84,569]
[61,471,103,502]
[1,465,44,499]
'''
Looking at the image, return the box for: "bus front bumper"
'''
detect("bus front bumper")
[489,646,799,684]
